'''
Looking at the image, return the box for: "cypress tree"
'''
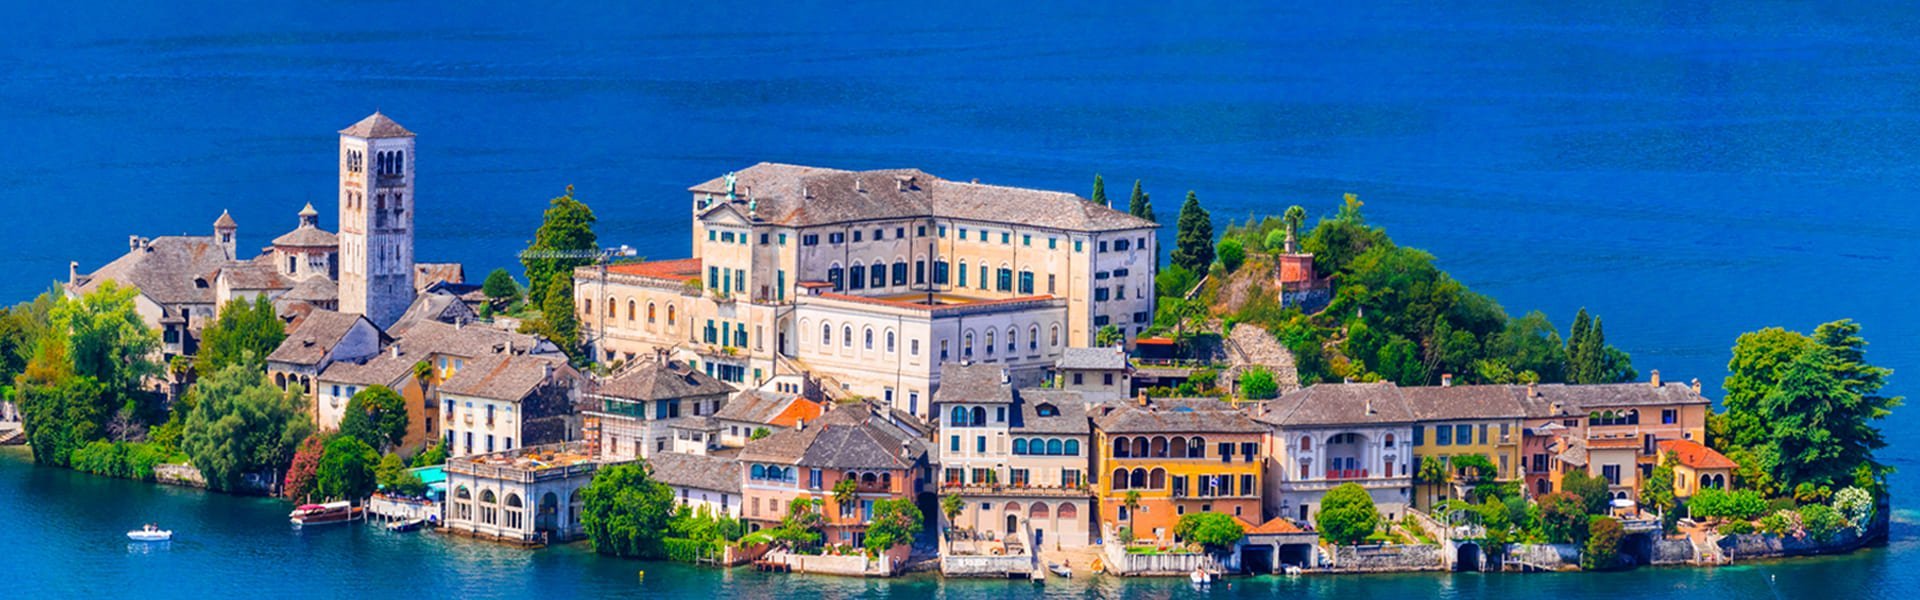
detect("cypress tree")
[1566,308,1592,383]
[1091,174,1108,207]
[1576,317,1609,385]
[1128,180,1154,222]
[1171,191,1214,273]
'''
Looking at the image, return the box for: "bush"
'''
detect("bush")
[1717,521,1755,535]
[1264,229,1289,253]
[1317,483,1381,545]
[69,440,167,481]
[1538,492,1588,544]
[1582,516,1623,570]
[1175,512,1247,553]
[1831,487,1874,533]
[1798,504,1845,543]
[1689,488,1767,521]
[1238,368,1278,400]
[1759,510,1797,537]
[1116,526,1135,545]
[1216,239,1246,272]
[663,537,708,563]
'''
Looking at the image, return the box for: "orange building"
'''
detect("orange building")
[1091,398,1266,543]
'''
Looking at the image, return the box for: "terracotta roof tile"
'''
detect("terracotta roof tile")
[1657,439,1737,470]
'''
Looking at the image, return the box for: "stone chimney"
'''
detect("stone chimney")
[1690,378,1702,394]
[1441,373,1453,387]
[68,261,79,283]
[1650,369,1662,388]
[389,346,399,359]
[129,235,145,253]
[1527,381,1538,399]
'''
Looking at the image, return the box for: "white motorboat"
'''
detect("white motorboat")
[127,524,172,542]
[1189,567,1213,586]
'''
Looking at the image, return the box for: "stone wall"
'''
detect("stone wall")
[1650,538,1696,565]
[154,463,207,488]
[1507,543,1580,571]
[1325,543,1444,573]
[1718,525,1875,561]
[942,553,1035,577]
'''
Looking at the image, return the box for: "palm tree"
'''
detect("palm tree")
[411,360,435,401]
[1417,456,1448,510]
[941,493,964,530]
[833,477,859,522]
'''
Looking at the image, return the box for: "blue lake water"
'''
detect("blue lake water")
[0,1,1915,596]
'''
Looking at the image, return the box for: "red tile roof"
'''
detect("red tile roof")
[606,258,702,282]
[1246,516,1304,535]
[1657,439,1737,470]
[769,398,825,428]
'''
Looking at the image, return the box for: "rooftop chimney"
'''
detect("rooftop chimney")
[389,346,399,358]
[68,261,79,283]
[1650,369,1662,387]
[1527,381,1538,399]
[1690,378,1702,394]
[129,235,144,253]
[1441,373,1453,387]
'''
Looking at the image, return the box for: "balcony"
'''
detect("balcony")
[1326,468,1371,481]
[939,482,1091,498]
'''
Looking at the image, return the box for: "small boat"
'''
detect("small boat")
[290,501,358,526]
[386,517,426,532]
[127,524,172,542]
[1189,567,1213,586]
[1048,563,1072,578]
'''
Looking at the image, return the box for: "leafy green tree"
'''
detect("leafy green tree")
[1215,238,1245,272]
[282,433,328,502]
[535,272,580,356]
[1127,180,1154,222]
[1759,344,1886,489]
[1560,470,1612,515]
[1642,451,1678,532]
[482,268,520,306]
[521,185,598,306]
[1282,205,1307,240]
[580,462,676,558]
[864,498,923,554]
[1095,325,1122,348]
[1316,482,1381,545]
[1302,193,1392,276]
[338,385,409,452]
[194,296,285,376]
[1238,367,1278,400]
[1476,496,1515,551]
[1171,191,1214,274]
[1155,264,1198,299]
[410,441,449,467]
[181,364,312,491]
[1090,174,1107,206]
[52,282,159,399]
[832,477,858,518]
[1175,512,1246,554]
[375,452,428,497]
[1263,229,1289,254]
[1687,488,1767,521]
[16,369,106,467]
[1416,456,1448,508]
[772,498,827,549]
[0,292,58,387]
[1538,492,1587,544]
[1483,311,1568,383]
[1582,516,1623,570]
[313,435,379,501]
[750,427,771,440]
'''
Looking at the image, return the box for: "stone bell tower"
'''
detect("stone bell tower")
[336,112,416,328]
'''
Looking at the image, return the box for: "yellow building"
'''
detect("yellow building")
[1091,398,1266,543]
[1403,382,1526,510]
[1657,439,1736,499]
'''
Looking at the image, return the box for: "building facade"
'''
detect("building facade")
[439,353,580,458]
[1092,398,1267,543]
[582,359,734,461]
[444,442,602,544]
[736,404,928,550]
[934,363,1095,549]
[573,164,1158,419]
[1257,383,1415,524]
[1402,382,1527,510]
[337,112,418,328]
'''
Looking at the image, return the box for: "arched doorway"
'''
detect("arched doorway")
[1006,514,1019,535]
[536,492,560,537]
[1455,542,1482,572]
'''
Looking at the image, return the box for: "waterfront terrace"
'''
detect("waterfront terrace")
[444,442,612,545]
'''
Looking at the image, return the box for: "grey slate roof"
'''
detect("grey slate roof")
[282,277,339,303]
[1530,382,1710,410]
[1257,382,1418,428]
[339,112,415,138]
[387,319,544,359]
[1093,398,1265,434]
[688,163,1158,232]
[1009,389,1092,434]
[318,351,416,387]
[74,235,230,305]
[217,257,292,291]
[1399,385,1528,421]
[933,362,1014,405]
[272,224,338,248]
[647,452,741,494]
[737,405,926,470]
[438,353,571,402]
[1058,346,1129,371]
[596,360,731,402]
[266,310,372,366]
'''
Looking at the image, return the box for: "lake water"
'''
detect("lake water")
[0,1,1915,596]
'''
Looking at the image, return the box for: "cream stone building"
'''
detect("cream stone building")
[575,164,1159,419]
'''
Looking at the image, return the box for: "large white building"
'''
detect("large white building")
[575,164,1159,419]
[1255,383,1416,524]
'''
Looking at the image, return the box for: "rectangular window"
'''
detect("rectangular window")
[917,226,926,237]
[1435,425,1452,445]
[810,469,823,489]
[1099,241,1109,253]
[915,261,926,284]
[872,229,882,241]
[892,262,907,285]
[1116,239,1130,251]
[939,225,948,237]
[1019,271,1034,294]
[1001,232,1010,244]
[934,260,949,285]
[1022,234,1031,246]
[1048,237,1058,250]
[959,227,968,239]
[1240,474,1254,496]
[980,230,989,242]
[979,266,988,289]
[976,436,986,452]
[1456,425,1473,445]
[1219,443,1233,463]
[996,268,1012,292]
[853,231,863,242]
[896,227,905,238]
[779,233,788,245]
[1048,274,1056,294]
[708,230,716,241]
[950,436,960,452]
[1094,288,1110,302]
[1602,464,1622,485]
[958,264,968,287]
[1074,240,1083,252]
[1662,409,1677,424]
[777,270,786,301]
[829,232,844,244]
[1413,426,1425,446]
[871,265,885,288]
[802,234,818,246]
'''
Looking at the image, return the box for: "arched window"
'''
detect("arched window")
[951,406,968,427]
[667,304,676,326]
[970,406,986,426]
[1151,436,1168,458]
[1046,439,1063,455]
[583,299,592,316]
[1149,468,1167,489]
[1384,433,1396,447]
[1050,325,1061,347]
[1028,325,1039,350]
[828,264,845,291]
[608,299,616,317]
[1064,440,1080,456]
[1131,437,1148,457]
[1129,468,1147,489]
[1006,327,1017,352]
[752,465,766,479]
[886,330,896,353]
[848,263,866,291]
[843,325,853,347]
[1171,436,1188,457]
[627,300,636,321]
[861,472,877,485]
[1300,436,1312,451]
[985,330,995,355]
[1113,438,1129,458]
[1189,437,1205,458]
[864,328,875,350]
[964,331,975,357]
[647,302,657,323]
[1112,468,1129,489]
[1013,439,1028,455]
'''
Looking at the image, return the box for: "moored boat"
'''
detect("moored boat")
[1049,563,1072,578]
[289,501,358,526]
[386,517,426,532]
